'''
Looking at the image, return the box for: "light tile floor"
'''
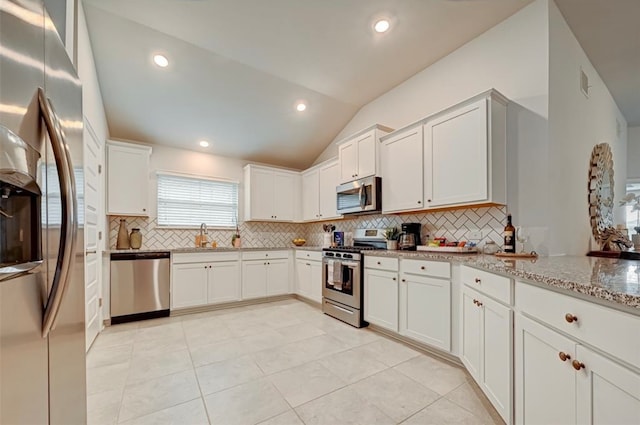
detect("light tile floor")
[87,299,502,425]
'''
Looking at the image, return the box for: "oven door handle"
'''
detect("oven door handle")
[330,303,355,315]
[340,261,360,268]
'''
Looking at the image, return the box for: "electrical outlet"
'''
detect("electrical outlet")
[469,230,483,240]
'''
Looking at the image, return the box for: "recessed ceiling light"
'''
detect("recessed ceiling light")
[374,19,390,33]
[153,54,169,68]
[198,140,209,147]
[296,102,307,112]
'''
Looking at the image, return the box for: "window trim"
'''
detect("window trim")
[155,171,239,230]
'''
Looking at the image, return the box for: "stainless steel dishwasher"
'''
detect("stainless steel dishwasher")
[110,251,171,324]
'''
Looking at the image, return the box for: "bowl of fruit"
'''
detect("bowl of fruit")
[292,238,306,246]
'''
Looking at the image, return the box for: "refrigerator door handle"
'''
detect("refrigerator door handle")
[39,88,78,338]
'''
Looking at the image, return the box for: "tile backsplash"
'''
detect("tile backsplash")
[109,206,506,250]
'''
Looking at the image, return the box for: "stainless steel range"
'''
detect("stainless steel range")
[322,228,386,327]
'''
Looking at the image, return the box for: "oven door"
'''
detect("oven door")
[322,257,361,309]
[336,176,380,215]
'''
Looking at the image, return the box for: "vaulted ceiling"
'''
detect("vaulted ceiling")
[83,0,639,170]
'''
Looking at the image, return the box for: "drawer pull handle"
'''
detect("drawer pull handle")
[558,352,571,362]
[474,278,481,283]
[565,313,578,323]
[572,360,585,371]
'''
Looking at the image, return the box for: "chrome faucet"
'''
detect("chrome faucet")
[199,223,208,247]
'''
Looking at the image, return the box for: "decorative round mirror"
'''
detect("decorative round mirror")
[588,143,614,242]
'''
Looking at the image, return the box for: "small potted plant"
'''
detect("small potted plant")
[384,227,400,250]
[620,193,640,249]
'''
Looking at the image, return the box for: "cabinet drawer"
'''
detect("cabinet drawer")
[516,281,640,369]
[461,266,512,305]
[401,259,450,279]
[295,250,322,262]
[173,251,239,264]
[364,256,398,272]
[242,250,289,261]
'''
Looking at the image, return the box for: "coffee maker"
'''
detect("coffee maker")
[398,222,421,251]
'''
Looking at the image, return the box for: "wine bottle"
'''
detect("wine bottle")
[503,214,516,253]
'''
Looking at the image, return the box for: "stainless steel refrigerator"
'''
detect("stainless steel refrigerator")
[0,1,86,423]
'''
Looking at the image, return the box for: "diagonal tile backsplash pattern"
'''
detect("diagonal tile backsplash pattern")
[109,206,506,250]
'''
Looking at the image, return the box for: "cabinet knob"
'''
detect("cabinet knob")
[417,200,422,204]
[401,278,406,282]
[427,199,431,203]
[377,261,381,265]
[476,300,483,307]
[420,266,425,270]
[558,352,571,362]
[267,262,270,265]
[473,299,478,305]
[565,313,578,323]
[142,208,146,211]
[474,278,481,283]
[392,277,396,281]
[572,360,585,371]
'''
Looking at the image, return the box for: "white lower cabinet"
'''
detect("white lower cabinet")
[266,259,289,296]
[242,252,290,299]
[364,268,398,332]
[171,253,241,309]
[399,260,451,351]
[461,281,512,424]
[295,258,322,303]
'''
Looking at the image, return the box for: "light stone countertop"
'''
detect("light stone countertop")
[106,246,324,254]
[366,250,640,312]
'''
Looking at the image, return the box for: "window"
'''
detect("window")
[625,183,640,233]
[41,164,84,227]
[157,173,238,228]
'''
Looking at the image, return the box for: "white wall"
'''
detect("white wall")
[314,0,551,253]
[627,127,640,180]
[548,0,628,255]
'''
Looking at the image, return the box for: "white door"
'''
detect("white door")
[83,120,102,351]
[576,345,640,425]
[172,263,208,309]
[460,287,482,380]
[363,268,398,332]
[302,170,319,221]
[266,259,289,295]
[380,126,424,213]
[310,261,323,303]
[481,297,512,423]
[425,99,488,207]
[273,172,294,221]
[319,161,340,220]
[295,259,311,298]
[242,261,267,299]
[515,315,576,425]
[356,130,376,179]
[338,140,357,183]
[208,261,241,304]
[401,274,451,351]
[251,168,274,220]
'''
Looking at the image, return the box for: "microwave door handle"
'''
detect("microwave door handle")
[39,88,78,338]
[359,185,364,208]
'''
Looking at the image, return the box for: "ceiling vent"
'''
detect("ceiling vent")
[580,67,590,98]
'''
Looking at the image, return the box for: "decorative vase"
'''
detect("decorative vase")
[116,219,130,249]
[130,228,142,249]
[386,240,398,250]
[633,234,640,250]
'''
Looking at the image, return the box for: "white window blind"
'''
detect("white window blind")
[157,173,238,227]
[41,165,84,227]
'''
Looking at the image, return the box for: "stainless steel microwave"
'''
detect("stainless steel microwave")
[336,176,382,215]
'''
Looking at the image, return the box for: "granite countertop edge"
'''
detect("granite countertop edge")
[106,246,324,254]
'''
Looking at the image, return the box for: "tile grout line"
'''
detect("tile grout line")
[182,319,215,425]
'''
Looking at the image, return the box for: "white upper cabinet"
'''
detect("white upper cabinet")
[301,159,342,222]
[424,93,507,208]
[244,165,298,222]
[380,126,424,213]
[337,125,392,184]
[106,141,151,216]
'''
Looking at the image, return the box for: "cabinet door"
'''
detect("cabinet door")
[302,170,320,221]
[460,286,482,381]
[266,259,289,296]
[172,263,208,309]
[401,274,451,351]
[250,168,274,220]
[364,268,398,332]
[515,315,576,425]
[310,261,323,303]
[356,130,376,179]
[295,259,312,298]
[576,345,640,425]
[208,261,240,304]
[380,126,424,213]
[425,99,488,207]
[338,140,357,183]
[481,296,512,423]
[107,143,150,216]
[318,161,341,220]
[242,261,267,299]
[273,172,294,221]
